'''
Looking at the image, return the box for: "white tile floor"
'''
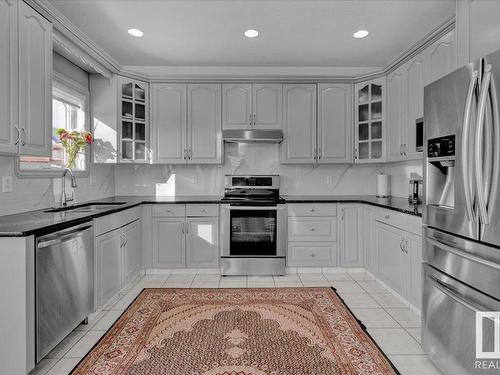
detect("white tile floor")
[30,271,442,375]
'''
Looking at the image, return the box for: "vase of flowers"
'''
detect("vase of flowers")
[55,128,93,169]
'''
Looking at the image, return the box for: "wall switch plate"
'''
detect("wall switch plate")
[2,176,13,193]
[191,175,198,184]
[326,176,334,185]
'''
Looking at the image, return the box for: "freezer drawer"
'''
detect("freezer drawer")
[423,264,500,375]
[424,226,500,301]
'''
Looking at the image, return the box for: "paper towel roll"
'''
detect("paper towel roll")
[376,174,390,198]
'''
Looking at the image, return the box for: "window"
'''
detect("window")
[17,74,90,177]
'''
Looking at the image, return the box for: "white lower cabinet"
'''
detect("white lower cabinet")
[374,209,423,308]
[339,204,364,267]
[186,217,219,268]
[95,218,141,309]
[152,204,219,269]
[95,228,122,308]
[407,232,423,309]
[287,203,337,267]
[376,221,407,297]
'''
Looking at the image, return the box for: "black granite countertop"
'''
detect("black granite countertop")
[0,194,420,237]
[281,195,422,217]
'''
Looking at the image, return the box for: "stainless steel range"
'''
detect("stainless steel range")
[220,175,286,276]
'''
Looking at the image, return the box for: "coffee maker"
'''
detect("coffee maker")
[409,173,423,204]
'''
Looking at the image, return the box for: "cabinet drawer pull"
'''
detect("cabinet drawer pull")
[310,228,315,232]
[200,209,206,212]
[310,253,316,258]
[385,214,390,219]
[310,208,315,212]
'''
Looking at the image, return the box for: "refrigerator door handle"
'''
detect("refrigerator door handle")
[462,69,478,222]
[475,65,493,225]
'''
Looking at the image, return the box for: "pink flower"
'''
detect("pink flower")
[59,131,71,141]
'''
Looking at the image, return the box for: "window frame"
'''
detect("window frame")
[15,71,91,178]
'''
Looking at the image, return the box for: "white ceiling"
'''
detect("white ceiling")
[48,0,456,68]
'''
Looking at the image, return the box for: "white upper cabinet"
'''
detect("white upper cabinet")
[92,75,149,164]
[150,83,187,164]
[354,77,386,163]
[187,84,222,164]
[0,0,18,155]
[222,84,252,129]
[282,84,317,164]
[150,83,222,164]
[425,30,456,85]
[118,78,149,162]
[387,67,406,162]
[405,56,425,159]
[223,83,282,130]
[18,2,52,156]
[0,2,52,157]
[252,84,282,129]
[317,84,353,163]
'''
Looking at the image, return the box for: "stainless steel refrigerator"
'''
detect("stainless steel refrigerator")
[423,48,500,374]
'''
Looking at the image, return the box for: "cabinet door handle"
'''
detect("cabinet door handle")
[399,239,405,252]
[181,223,184,234]
[185,222,189,234]
[123,234,128,247]
[249,114,253,126]
[384,214,390,219]
[13,125,20,145]
[318,147,322,159]
[341,208,345,220]
[405,239,409,253]
[20,127,26,146]
[354,149,358,159]
[253,114,256,126]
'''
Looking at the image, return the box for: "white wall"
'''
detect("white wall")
[385,159,423,198]
[115,143,386,196]
[0,157,115,216]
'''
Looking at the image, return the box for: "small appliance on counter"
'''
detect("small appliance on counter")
[376,173,390,198]
[408,173,423,204]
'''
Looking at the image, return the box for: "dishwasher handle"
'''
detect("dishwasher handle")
[37,224,92,249]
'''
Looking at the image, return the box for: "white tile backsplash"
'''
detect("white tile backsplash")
[0,156,115,216]
[114,143,386,196]
[0,143,420,217]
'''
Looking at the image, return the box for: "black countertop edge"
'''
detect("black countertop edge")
[0,195,421,237]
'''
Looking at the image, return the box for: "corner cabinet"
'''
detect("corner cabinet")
[0,1,52,156]
[222,83,282,130]
[91,75,150,163]
[150,83,222,164]
[354,77,386,163]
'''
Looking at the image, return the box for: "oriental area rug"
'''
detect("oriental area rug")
[71,288,398,375]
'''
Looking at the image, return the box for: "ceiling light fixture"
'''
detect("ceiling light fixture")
[353,30,369,39]
[244,29,259,38]
[128,28,144,38]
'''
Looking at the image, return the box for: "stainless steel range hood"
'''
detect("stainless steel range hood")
[223,129,283,143]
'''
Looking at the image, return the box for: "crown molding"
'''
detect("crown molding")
[28,0,456,83]
[26,0,121,73]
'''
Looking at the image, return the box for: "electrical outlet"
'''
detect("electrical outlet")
[191,175,198,184]
[2,176,13,193]
[326,176,334,185]
[89,174,97,186]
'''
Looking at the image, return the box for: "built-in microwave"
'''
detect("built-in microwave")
[416,117,423,152]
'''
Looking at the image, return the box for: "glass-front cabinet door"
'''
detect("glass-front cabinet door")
[118,77,149,162]
[354,77,386,163]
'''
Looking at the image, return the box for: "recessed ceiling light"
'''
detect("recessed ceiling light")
[244,29,259,38]
[128,28,144,38]
[353,30,369,39]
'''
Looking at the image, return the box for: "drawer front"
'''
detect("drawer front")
[94,206,141,236]
[288,217,337,241]
[186,204,219,217]
[375,208,406,229]
[287,203,337,217]
[287,242,337,266]
[152,204,186,217]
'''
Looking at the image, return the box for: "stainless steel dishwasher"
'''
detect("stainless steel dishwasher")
[36,223,94,361]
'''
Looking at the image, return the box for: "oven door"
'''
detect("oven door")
[221,204,286,257]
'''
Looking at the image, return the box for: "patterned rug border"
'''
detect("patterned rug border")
[69,287,402,375]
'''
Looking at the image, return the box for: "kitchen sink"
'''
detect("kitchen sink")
[44,202,127,213]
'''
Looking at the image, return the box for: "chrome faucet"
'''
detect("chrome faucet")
[61,168,77,207]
